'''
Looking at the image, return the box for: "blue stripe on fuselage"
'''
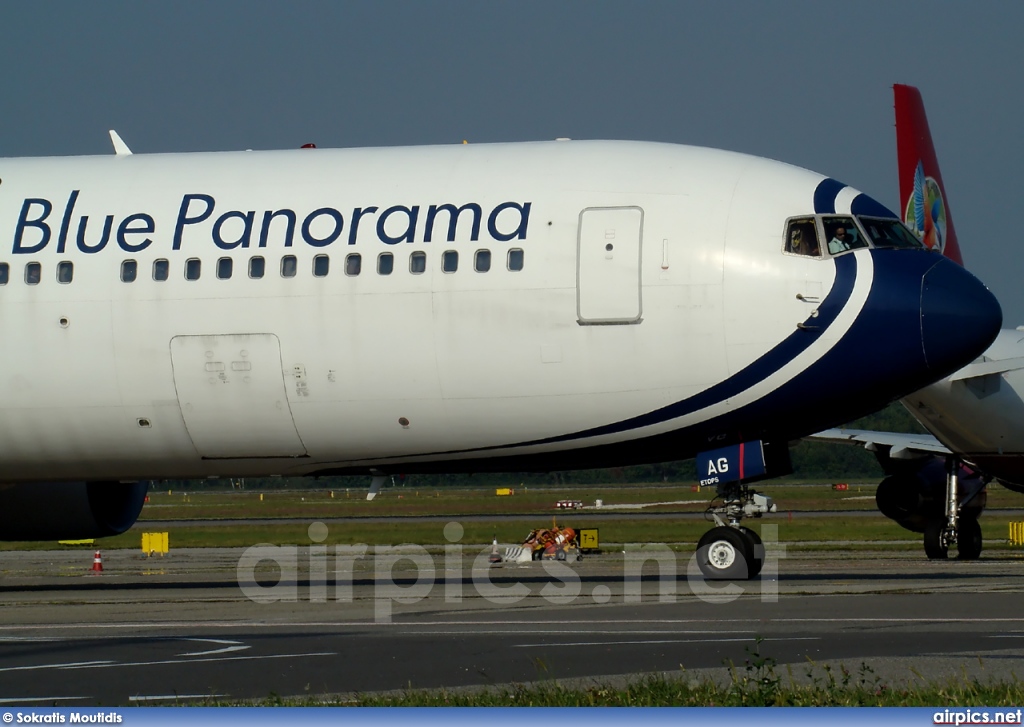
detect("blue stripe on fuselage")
[519,252,859,446]
[814,177,898,219]
[851,193,898,219]
[813,178,847,214]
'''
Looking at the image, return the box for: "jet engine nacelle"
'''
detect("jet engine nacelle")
[0,481,148,541]
[875,457,985,533]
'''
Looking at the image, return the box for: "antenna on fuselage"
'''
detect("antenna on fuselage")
[108,130,133,156]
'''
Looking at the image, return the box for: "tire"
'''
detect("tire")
[739,526,765,577]
[957,518,983,560]
[923,519,949,560]
[696,526,754,580]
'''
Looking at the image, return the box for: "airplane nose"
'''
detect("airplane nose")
[920,256,1002,373]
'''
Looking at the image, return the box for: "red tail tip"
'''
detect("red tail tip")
[894,84,963,266]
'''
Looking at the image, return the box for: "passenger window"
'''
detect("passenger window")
[378,252,394,275]
[474,249,491,273]
[0,262,8,285]
[57,261,74,284]
[25,262,41,285]
[313,254,330,277]
[442,250,458,273]
[508,248,524,271]
[859,217,925,250]
[217,257,233,279]
[153,259,169,281]
[823,216,868,255]
[120,260,137,283]
[281,255,297,278]
[185,258,201,281]
[345,253,361,276]
[410,251,426,274]
[249,256,265,279]
[784,218,821,258]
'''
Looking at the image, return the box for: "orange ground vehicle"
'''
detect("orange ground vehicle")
[508,525,582,562]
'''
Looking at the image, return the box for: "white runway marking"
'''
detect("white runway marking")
[584,500,705,510]
[58,651,335,670]
[0,660,114,673]
[178,638,250,657]
[0,697,89,704]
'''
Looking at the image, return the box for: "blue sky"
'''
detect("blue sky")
[2,1,1021,323]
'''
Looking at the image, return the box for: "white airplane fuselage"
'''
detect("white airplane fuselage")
[0,140,1001,483]
[904,329,1024,486]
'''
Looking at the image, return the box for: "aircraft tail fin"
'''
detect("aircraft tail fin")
[894,84,963,265]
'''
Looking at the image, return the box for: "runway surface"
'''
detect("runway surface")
[2,546,1024,705]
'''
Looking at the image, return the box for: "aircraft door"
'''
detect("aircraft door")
[577,206,643,324]
[169,334,308,459]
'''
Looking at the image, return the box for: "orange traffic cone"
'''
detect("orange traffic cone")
[91,551,103,573]
[488,536,502,564]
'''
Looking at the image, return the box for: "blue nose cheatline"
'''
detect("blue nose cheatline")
[919,256,1003,373]
[832,249,1001,399]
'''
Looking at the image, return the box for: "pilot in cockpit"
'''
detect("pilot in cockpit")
[787,224,820,257]
[828,226,852,254]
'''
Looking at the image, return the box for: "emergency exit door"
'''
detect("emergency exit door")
[576,206,643,324]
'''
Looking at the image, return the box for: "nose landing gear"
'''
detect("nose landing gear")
[695,482,775,580]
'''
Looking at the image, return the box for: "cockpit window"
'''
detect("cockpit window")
[785,218,821,258]
[858,217,925,250]
[823,216,868,255]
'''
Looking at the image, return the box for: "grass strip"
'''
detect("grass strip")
[216,644,1024,706]
[8,513,1024,552]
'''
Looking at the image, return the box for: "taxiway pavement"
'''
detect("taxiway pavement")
[1,547,1023,704]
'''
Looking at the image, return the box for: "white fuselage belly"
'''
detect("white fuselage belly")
[0,140,882,481]
[904,329,1024,480]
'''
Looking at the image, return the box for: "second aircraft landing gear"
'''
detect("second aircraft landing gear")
[695,482,776,580]
[923,456,986,560]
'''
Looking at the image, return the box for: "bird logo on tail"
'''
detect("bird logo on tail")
[903,160,947,254]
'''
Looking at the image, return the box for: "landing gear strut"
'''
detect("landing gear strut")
[924,456,984,560]
[696,483,775,580]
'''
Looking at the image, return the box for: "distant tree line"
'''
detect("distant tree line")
[161,403,926,490]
